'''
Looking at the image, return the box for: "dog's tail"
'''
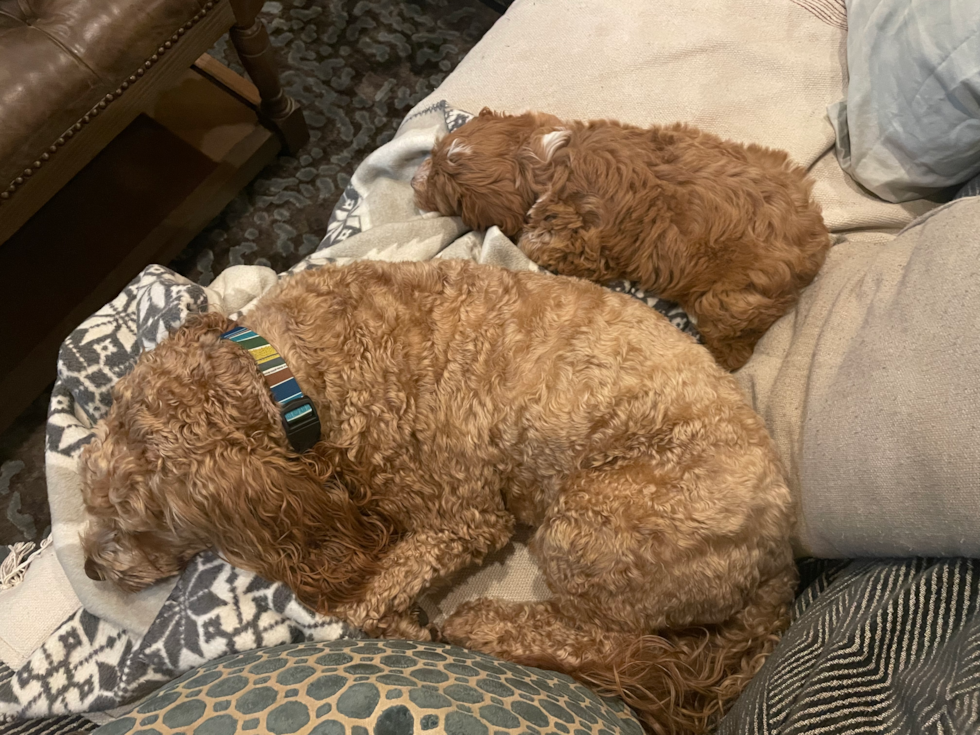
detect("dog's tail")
[515,568,796,735]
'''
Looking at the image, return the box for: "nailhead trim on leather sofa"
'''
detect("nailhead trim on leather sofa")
[0,1,216,206]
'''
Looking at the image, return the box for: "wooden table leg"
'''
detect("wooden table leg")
[228,0,309,154]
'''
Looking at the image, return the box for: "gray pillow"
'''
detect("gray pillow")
[829,0,980,202]
[719,559,980,734]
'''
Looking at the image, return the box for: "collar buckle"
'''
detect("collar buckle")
[280,397,321,454]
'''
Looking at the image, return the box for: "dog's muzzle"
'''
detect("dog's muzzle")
[84,556,106,581]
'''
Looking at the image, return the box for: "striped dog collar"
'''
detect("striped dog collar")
[220,325,321,453]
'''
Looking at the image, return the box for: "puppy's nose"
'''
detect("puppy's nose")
[84,557,106,581]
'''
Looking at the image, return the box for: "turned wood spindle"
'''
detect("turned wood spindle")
[228,0,309,153]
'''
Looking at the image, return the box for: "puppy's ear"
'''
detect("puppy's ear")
[421,165,466,218]
[515,127,571,196]
[478,106,496,118]
[459,179,528,240]
[183,443,389,612]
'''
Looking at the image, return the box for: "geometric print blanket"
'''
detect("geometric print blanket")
[0,553,358,721]
[3,101,700,727]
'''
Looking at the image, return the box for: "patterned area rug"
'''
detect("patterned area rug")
[0,0,499,548]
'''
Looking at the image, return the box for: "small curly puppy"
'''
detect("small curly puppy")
[81,259,795,734]
[412,109,831,370]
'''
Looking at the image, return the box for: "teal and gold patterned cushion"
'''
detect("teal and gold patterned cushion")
[93,640,643,735]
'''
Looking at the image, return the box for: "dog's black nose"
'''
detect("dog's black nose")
[84,557,105,581]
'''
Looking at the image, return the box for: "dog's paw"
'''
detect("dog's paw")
[342,603,434,642]
[442,598,518,653]
[371,613,434,642]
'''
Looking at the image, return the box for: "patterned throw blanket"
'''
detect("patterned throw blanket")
[0,102,696,725]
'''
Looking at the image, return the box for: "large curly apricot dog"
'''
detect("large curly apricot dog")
[81,259,795,734]
[413,109,830,370]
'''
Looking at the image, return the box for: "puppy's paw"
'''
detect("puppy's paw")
[517,227,554,260]
[440,601,481,647]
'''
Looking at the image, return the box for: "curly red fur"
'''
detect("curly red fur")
[413,109,831,370]
[81,260,796,733]
[80,311,391,610]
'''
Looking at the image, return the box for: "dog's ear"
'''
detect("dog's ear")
[459,179,529,241]
[81,423,159,528]
[517,128,571,191]
[182,443,389,612]
[175,311,234,341]
[478,106,496,118]
[159,324,388,612]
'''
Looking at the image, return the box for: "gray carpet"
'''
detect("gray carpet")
[0,0,499,548]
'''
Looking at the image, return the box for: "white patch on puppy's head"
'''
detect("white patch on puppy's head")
[447,139,472,159]
[536,129,571,161]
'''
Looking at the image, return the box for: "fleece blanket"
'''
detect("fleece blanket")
[0,102,697,723]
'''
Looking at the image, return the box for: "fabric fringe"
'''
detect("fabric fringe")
[0,535,53,591]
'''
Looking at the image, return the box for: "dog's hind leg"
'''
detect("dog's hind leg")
[442,459,794,733]
[688,283,796,371]
[441,577,792,734]
[442,459,733,650]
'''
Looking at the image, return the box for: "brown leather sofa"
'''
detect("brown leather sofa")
[0,0,308,432]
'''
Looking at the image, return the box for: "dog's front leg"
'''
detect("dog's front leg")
[355,609,434,642]
[337,516,513,640]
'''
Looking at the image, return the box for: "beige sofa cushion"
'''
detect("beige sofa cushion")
[738,197,980,557]
[412,0,935,238]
